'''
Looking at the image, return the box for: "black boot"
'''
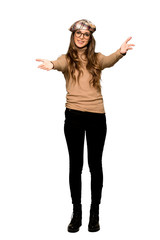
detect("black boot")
[88,204,100,232]
[68,204,82,233]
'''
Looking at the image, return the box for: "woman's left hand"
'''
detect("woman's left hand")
[120,37,135,54]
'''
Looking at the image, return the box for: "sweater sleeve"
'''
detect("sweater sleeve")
[98,48,126,70]
[51,54,68,73]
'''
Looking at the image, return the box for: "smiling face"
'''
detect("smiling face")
[74,29,91,48]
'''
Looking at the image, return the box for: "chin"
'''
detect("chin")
[75,41,87,48]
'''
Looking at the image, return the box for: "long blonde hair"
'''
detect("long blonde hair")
[66,32,102,92]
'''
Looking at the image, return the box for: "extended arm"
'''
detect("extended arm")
[98,48,125,70]
[98,36,135,70]
[36,54,68,72]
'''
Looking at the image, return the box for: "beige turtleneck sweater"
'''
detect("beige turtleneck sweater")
[51,46,125,113]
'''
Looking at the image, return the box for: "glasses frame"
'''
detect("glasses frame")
[75,30,91,40]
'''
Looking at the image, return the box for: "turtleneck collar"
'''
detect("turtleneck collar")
[74,45,88,63]
[74,44,88,55]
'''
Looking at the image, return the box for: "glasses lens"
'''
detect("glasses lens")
[84,33,90,39]
[75,31,90,39]
[75,31,81,37]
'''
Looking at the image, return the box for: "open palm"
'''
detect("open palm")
[36,59,53,71]
[120,37,135,54]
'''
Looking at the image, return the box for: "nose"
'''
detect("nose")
[79,34,84,39]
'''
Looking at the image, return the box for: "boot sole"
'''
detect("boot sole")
[68,226,81,233]
[68,228,79,233]
[88,226,100,232]
[68,223,82,233]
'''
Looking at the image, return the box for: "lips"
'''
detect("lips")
[77,40,84,44]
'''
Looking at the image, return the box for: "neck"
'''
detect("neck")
[74,43,88,54]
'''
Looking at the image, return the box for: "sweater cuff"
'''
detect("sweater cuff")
[50,61,55,69]
[119,48,126,56]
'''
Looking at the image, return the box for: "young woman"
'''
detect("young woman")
[36,19,135,233]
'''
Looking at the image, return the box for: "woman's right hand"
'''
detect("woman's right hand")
[36,59,54,71]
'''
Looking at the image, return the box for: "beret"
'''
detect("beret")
[69,19,96,33]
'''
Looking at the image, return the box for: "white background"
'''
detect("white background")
[0,0,160,239]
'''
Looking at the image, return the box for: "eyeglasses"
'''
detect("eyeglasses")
[75,30,91,39]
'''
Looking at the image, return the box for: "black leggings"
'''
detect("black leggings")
[64,108,107,205]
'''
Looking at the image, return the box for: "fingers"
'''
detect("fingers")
[36,59,49,70]
[38,65,50,71]
[127,45,135,50]
[127,43,135,50]
[36,59,45,62]
[38,66,47,70]
[38,64,44,68]
[125,36,132,43]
